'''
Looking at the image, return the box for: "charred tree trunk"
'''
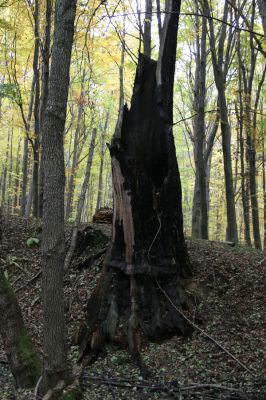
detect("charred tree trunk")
[78,0,192,366]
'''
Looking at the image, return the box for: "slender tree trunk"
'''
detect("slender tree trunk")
[96,112,109,213]
[144,0,152,57]
[258,0,266,37]
[65,71,86,220]
[262,129,266,248]
[156,0,162,39]
[20,77,35,216]
[236,98,251,247]
[7,129,13,215]
[237,4,262,249]
[64,127,97,270]
[25,170,34,218]
[204,0,238,243]
[78,0,192,367]
[32,0,41,218]
[41,0,77,393]
[13,136,22,213]
[1,131,10,210]
[191,10,208,239]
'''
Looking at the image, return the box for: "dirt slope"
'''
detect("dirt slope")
[0,216,265,399]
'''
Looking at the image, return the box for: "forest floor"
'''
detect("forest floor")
[0,215,265,400]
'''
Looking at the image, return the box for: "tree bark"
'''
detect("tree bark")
[237,4,262,249]
[0,211,41,387]
[0,268,41,388]
[204,0,238,243]
[262,124,266,249]
[1,130,10,210]
[32,0,41,218]
[144,0,152,57]
[64,127,97,270]
[65,71,86,220]
[38,0,52,219]
[156,0,162,40]
[20,77,35,216]
[96,111,109,213]
[41,0,77,393]
[7,129,13,215]
[13,136,21,213]
[258,0,266,37]
[78,0,192,367]
[191,8,208,239]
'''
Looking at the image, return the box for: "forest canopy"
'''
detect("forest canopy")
[0,0,265,247]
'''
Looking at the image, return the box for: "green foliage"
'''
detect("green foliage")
[0,267,12,295]
[26,237,40,247]
[67,217,76,225]
[62,388,83,400]
[0,83,21,103]
[31,295,39,307]
[1,255,19,268]
[0,17,12,30]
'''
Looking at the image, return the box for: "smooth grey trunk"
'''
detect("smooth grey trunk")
[114,18,125,138]
[13,136,22,213]
[65,128,97,270]
[65,71,86,220]
[41,0,77,394]
[204,0,238,243]
[95,136,105,213]
[32,0,41,218]
[25,171,34,218]
[1,131,10,210]
[20,77,35,216]
[237,4,262,249]
[144,0,152,57]
[235,98,251,247]
[96,112,109,213]
[7,130,13,215]
[250,64,266,248]
[258,0,266,37]
[156,0,162,39]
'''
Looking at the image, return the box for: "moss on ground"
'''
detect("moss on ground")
[17,327,41,386]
